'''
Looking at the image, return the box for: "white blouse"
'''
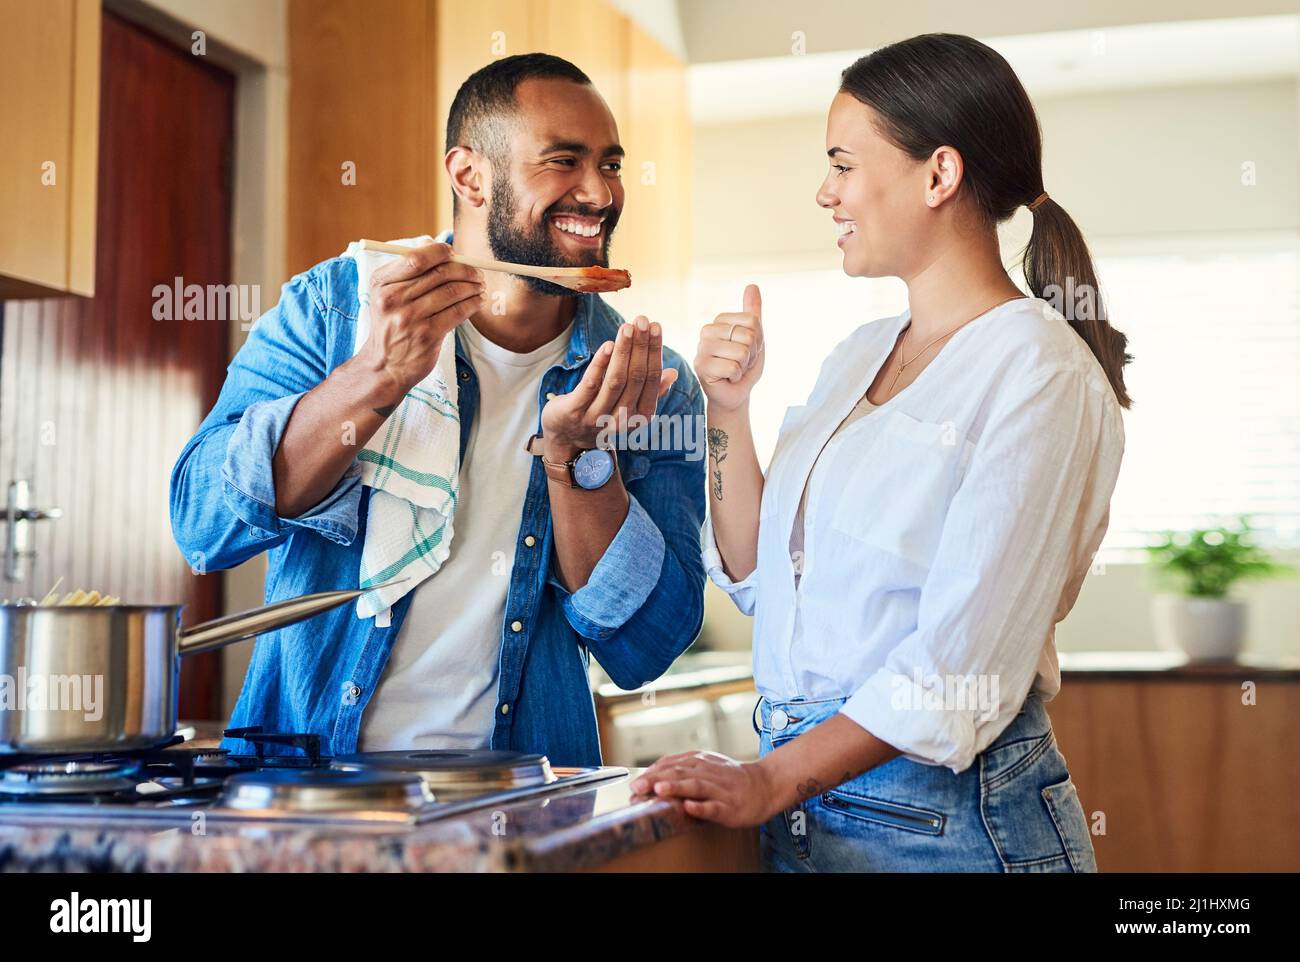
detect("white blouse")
[704,297,1125,773]
[788,394,877,587]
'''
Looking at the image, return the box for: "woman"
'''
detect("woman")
[630,33,1129,872]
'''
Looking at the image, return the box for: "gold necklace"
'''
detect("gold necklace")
[885,295,1024,396]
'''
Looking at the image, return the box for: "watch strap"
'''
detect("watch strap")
[524,433,619,489]
[540,455,577,487]
[525,432,577,487]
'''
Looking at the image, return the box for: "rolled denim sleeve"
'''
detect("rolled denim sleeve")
[701,512,758,615]
[221,392,363,546]
[551,494,665,639]
[170,259,363,571]
[560,365,707,690]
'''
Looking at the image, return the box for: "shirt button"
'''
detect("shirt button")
[523,535,536,547]
[510,620,523,632]
[349,684,362,700]
[545,392,556,401]
[459,370,470,382]
[770,708,789,731]
[500,703,511,715]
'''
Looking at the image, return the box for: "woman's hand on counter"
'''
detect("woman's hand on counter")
[629,751,781,828]
[631,715,903,828]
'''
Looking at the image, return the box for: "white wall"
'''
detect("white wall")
[692,80,1300,269]
[678,0,1300,62]
[1038,82,1299,238]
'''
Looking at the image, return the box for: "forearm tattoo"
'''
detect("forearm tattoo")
[707,427,729,500]
[794,771,853,804]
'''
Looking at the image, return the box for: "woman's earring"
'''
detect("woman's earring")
[928,194,936,204]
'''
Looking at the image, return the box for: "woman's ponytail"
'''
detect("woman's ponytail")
[840,34,1133,408]
[1023,197,1133,408]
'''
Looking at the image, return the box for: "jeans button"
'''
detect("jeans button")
[770,708,789,731]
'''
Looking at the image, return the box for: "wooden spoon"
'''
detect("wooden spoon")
[358,239,631,293]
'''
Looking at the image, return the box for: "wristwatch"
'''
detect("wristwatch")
[524,433,617,490]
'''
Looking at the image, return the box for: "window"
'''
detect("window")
[1098,240,1300,556]
[688,236,1300,561]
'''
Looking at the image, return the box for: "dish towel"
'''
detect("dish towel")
[344,232,460,626]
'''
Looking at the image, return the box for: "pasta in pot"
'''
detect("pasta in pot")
[0,578,121,606]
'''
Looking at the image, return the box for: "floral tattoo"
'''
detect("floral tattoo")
[707,427,729,500]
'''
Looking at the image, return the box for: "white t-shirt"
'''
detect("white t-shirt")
[358,319,571,751]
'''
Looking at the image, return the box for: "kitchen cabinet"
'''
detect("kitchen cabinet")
[286,0,439,275]
[595,653,759,767]
[1049,658,1300,872]
[527,0,628,126]
[605,699,720,768]
[713,690,762,759]
[432,0,535,236]
[0,0,99,298]
[604,21,692,338]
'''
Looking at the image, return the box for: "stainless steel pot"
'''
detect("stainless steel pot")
[0,580,400,754]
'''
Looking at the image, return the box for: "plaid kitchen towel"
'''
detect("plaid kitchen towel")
[344,232,460,625]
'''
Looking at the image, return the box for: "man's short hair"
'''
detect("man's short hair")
[445,53,592,211]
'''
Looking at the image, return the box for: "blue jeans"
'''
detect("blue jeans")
[756,692,1098,872]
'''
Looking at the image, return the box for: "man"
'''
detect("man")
[169,54,705,766]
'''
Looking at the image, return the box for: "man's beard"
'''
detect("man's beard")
[486,177,619,298]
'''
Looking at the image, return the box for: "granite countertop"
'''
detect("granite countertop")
[0,770,711,873]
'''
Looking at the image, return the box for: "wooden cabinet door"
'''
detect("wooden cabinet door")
[528,0,629,124]
[1048,678,1300,871]
[434,0,537,231]
[604,23,691,341]
[287,0,440,275]
[0,0,99,298]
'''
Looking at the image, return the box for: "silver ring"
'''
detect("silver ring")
[727,323,737,342]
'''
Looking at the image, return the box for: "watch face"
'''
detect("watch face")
[573,449,616,490]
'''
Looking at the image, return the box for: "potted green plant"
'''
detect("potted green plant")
[1146,517,1291,661]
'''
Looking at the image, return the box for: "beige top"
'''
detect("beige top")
[789,392,878,584]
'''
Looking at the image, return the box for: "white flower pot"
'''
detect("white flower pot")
[1151,594,1246,662]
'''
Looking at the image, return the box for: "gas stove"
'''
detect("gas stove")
[0,727,626,828]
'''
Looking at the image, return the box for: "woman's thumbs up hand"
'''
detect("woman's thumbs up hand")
[695,284,765,412]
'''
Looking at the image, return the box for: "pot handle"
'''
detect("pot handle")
[177,578,408,656]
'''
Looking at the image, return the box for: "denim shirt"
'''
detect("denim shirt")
[169,254,706,766]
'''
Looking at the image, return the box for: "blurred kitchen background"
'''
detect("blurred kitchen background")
[1,0,1297,871]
